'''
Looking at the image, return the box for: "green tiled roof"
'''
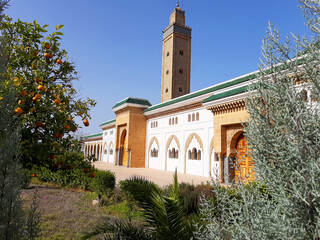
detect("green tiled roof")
[82,133,103,139]
[144,73,257,112]
[202,85,249,103]
[100,119,116,127]
[113,97,152,109]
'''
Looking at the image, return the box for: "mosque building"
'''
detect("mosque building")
[82,2,255,183]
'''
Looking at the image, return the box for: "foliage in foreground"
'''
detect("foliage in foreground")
[196,0,320,239]
[0,2,41,238]
[82,171,197,240]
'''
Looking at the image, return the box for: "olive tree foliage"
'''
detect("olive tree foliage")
[0,1,40,239]
[196,0,320,239]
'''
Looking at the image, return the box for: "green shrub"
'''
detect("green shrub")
[90,170,116,195]
[119,176,159,204]
[20,168,33,189]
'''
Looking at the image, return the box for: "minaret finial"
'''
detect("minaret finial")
[176,0,179,8]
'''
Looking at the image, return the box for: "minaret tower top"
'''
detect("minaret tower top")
[160,2,192,102]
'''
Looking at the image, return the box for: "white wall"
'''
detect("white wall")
[102,127,116,163]
[145,107,215,177]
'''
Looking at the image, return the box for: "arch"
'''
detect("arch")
[119,129,128,166]
[300,89,308,102]
[229,130,244,158]
[196,112,199,121]
[103,142,108,154]
[165,135,181,170]
[148,137,160,168]
[184,133,204,172]
[192,113,195,121]
[109,141,114,155]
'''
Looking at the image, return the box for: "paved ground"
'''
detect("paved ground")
[93,162,212,187]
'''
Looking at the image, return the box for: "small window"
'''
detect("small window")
[188,114,191,122]
[192,113,195,122]
[156,121,158,128]
[165,88,168,93]
[169,118,171,125]
[151,122,154,128]
[110,149,113,155]
[104,149,108,154]
[167,52,170,57]
[179,50,184,56]
[110,130,113,135]
[179,69,183,74]
[166,70,169,75]
[196,112,199,121]
[188,150,192,159]
[179,87,183,92]
[197,150,201,160]
[172,118,174,125]
[104,132,108,136]
[175,117,178,124]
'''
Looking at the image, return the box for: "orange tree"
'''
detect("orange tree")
[0,16,96,168]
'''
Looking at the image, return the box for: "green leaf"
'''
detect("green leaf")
[43,24,49,28]
[56,32,64,36]
[55,25,64,30]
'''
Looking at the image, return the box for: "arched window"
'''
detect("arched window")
[188,150,192,159]
[155,150,158,157]
[192,113,195,122]
[188,114,191,122]
[169,118,171,125]
[110,149,113,155]
[175,150,179,159]
[175,117,178,124]
[156,121,158,128]
[197,150,201,160]
[300,89,308,102]
[169,150,172,158]
[104,149,108,155]
[172,118,174,125]
[196,112,199,121]
[171,148,175,158]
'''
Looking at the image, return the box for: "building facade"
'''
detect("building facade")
[82,3,256,183]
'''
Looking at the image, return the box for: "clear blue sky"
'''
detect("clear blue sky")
[6,0,312,135]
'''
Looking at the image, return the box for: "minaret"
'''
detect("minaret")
[161,1,192,102]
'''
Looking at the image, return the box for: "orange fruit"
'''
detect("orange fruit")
[83,119,89,127]
[36,122,43,128]
[38,85,44,91]
[67,118,72,122]
[45,43,50,50]
[64,125,71,131]
[54,99,61,105]
[44,53,52,59]
[35,93,41,99]
[20,90,27,96]
[54,133,63,139]
[32,97,38,102]
[32,173,37,177]
[57,59,62,64]
[15,107,23,114]
[18,100,25,105]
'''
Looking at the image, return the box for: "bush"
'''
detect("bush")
[178,182,214,215]
[119,176,159,204]
[90,170,116,195]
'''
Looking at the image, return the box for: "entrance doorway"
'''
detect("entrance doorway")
[235,133,254,181]
[119,130,128,166]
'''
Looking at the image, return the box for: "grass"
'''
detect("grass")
[21,179,143,240]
